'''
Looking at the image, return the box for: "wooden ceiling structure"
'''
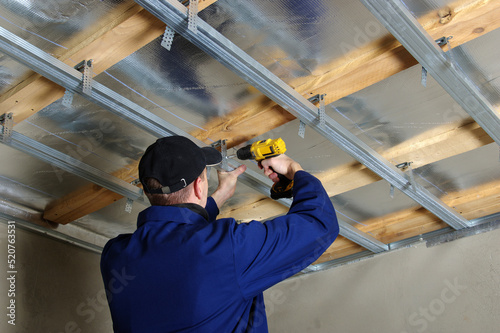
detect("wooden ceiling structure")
[1,0,500,265]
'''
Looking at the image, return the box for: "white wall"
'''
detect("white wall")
[2,220,499,333]
[0,221,112,333]
[264,227,500,333]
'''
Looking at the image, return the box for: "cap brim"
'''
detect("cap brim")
[202,146,223,166]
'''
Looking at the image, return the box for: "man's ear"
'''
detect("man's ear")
[193,176,203,200]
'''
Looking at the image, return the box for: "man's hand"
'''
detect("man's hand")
[211,165,247,208]
[260,155,303,182]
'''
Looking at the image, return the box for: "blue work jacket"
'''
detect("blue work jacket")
[101,171,339,332]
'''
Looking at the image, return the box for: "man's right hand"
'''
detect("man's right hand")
[260,155,303,182]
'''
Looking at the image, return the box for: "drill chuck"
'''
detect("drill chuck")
[236,145,253,160]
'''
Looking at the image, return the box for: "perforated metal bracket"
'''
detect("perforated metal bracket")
[125,197,134,213]
[396,161,417,192]
[0,112,13,143]
[307,94,326,127]
[188,0,199,33]
[421,66,428,87]
[436,36,454,64]
[318,94,326,127]
[298,120,306,138]
[125,178,141,212]
[211,139,229,171]
[161,25,176,50]
[62,89,74,107]
[75,59,94,95]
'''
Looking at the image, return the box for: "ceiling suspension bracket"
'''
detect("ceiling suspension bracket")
[161,25,176,50]
[125,198,134,213]
[0,112,13,143]
[74,59,94,95]
[318,94,326,128]
[396,161,417,192]
[422,36,454,87]
[211,139,229,171]
[62,89,74,107]
[298,120,306,138]
[188,0,199,33]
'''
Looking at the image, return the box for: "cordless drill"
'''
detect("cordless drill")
[235,138,293,199]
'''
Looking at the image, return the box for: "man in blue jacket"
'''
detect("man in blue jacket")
[101,136,339,332]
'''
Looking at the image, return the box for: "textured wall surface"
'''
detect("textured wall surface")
[0,222,113,333]
[265,227,500,333]
[1,220,499,333]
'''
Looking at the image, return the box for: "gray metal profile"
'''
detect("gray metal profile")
[0,126,145,202]
[0,26,389,253]
[360,0,500,146]
[0,201,106,254]
[134,0,470,230]
[339,222,388,253]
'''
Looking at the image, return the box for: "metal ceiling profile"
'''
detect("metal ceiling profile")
[135,0,470,230]
[0,125,145,203]
[0,21,388,253]
[360,0,500,146]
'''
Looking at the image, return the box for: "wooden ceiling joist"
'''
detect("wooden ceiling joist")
[316,178,500,264]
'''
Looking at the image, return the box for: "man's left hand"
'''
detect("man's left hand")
[211,165,247,208]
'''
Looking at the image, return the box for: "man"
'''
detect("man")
[101,136,339,332]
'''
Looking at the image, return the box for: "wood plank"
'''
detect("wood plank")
[315,178,500,264]
[1,0,217,124]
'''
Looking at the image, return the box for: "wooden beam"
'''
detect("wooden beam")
[1,0,217,124]
[315,177,500,264]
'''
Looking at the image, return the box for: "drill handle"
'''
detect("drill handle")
[270,173,294,200]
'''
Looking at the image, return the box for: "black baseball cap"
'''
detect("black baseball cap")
[139,136,222,194]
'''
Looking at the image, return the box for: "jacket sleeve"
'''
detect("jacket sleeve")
[230,171,339,299]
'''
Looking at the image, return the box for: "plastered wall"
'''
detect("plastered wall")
[1,220,499,333]
[0,221,112,333]
[264,227,500,333]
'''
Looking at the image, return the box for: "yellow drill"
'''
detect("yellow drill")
[235,138,294,199]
